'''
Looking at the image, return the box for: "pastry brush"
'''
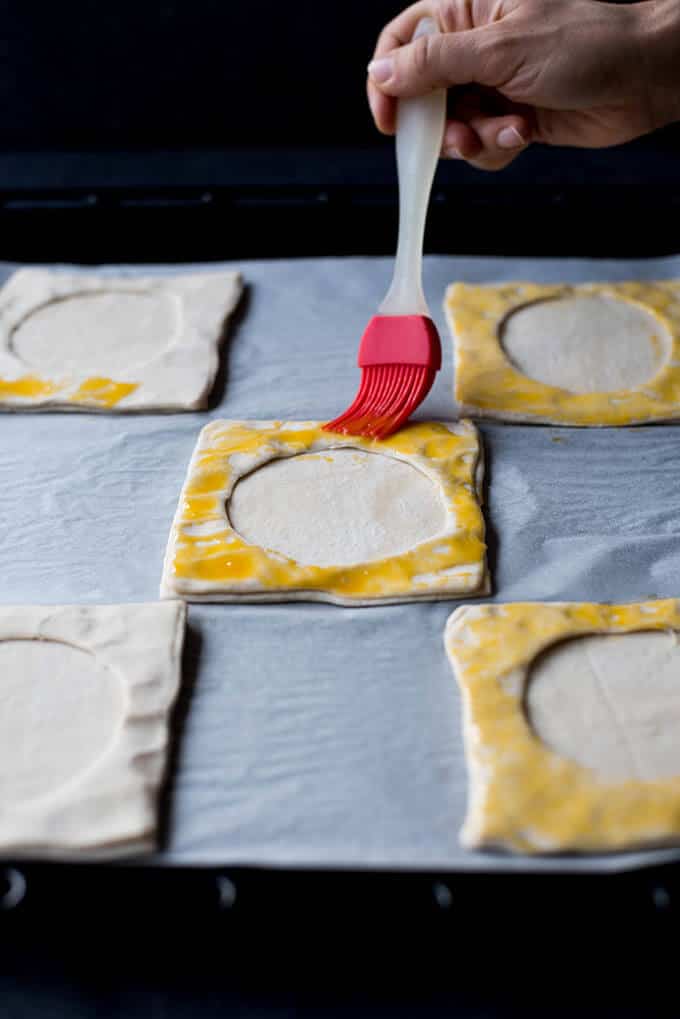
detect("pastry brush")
[325,17,447,439]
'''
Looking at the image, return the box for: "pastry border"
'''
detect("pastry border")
[161,419,489,605]
[0,601,186,858]
[445,599,680,854]
[445,280,680,426]
[0,268,242,412]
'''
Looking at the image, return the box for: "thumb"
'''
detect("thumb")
[368,29,491,98]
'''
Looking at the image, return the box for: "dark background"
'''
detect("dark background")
[2,0,680,261]
[2,1,387,149]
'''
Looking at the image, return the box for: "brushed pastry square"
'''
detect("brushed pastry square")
[446,599,680,855]
[445,280,680,425]
[0,601,185,858]
[161,419,488,605]
[0,268,242,411]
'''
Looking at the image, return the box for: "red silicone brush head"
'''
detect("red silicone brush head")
[324,315,441,439]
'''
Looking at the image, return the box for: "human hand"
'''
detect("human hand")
[367,0,680,170]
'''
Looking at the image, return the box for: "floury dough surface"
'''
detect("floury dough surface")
[0,268,242,411]
[12,290,178,377]
[8,255,680,872]
[0,602,186,859]
[501,294,669,394]
[0,639,124,804]
[229,449,447,567]
[527,630,680,783]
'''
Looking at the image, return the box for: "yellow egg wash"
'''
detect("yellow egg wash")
[445,280,680,425]
[0,376,60,400]
[69,378,138,408]
[168,419,488,603]
[0,374,137,408]
[446,600,680,853]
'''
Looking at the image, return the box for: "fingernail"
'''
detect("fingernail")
[443,147,463,160]
[497,126,527,150]
[367,57,394,83]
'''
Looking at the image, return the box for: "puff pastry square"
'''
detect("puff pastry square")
[161,419,489,605]
[446,599,680,854]
[445,280,680,425]
[0,601,185,858]
[0,268,242,411]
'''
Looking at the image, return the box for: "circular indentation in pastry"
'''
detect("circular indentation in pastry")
[500,295,670,393]
[11,291,177,377]
[0,639,124,803]
[228,449,447,566]
[526,631,680,782]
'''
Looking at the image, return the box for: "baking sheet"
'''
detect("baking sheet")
[3,253,680,874]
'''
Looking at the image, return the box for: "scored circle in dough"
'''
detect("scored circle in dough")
[0,639,124,803]
[0,268,242,411]
[0,601,186,859]
[526,630,680,783]
[445,599,680,854]
[161,419,488,605]
[445,279,680,425]
[501,294,669,393]
[229,448,447,567]
[11,291,178,377]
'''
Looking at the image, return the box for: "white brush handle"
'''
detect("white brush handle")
[379,18,447,317]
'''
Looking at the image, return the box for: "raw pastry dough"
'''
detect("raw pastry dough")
[161,419,488,605]
[502,295,668,393]
[229,448,448,567]
[0,601,185,858]
[527,631,680,783]
[445,600,680,854]
[445,280,680,425]
[0,268,242,411]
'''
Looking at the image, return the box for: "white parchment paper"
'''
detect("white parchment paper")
[3,254,680,873]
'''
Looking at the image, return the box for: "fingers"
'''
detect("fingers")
[373,1,438,60]
[440,120,483,160]
[368,28,490,98]
[442,112,532,170]
[367,80,397,135]
[366,0,508,131]
[367,1,435,133]
[467,112,531,169]
[366,0,516,138]
[371,0,497,55]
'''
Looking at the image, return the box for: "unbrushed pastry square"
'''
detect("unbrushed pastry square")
[446,599,680,855]
[445,279,680,425]
[0,268,242,411]
[161,419,488,605]
[0,601,185,858]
